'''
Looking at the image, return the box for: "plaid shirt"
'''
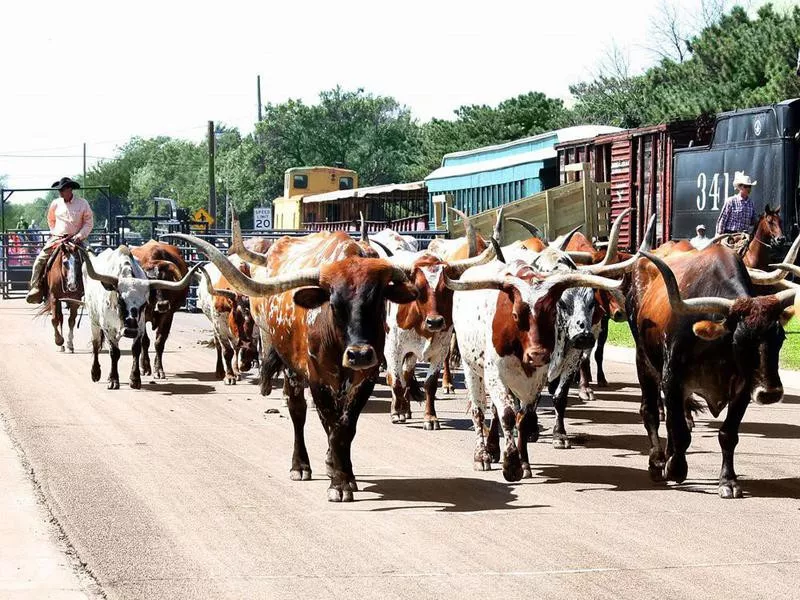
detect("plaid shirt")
[716,194,755,234]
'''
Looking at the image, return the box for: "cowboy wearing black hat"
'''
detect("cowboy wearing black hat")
[26,177,94,304]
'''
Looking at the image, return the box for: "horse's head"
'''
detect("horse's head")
[759,205,786,248]
[57,242,82,294]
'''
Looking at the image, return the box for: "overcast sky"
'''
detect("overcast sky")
[0,0,771,204]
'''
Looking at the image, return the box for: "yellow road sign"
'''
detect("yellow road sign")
[193,208,215,225]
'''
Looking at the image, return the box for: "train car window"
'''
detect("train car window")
[293,174,308,189]
[339,176,354,190]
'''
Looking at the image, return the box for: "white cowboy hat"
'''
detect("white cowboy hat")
[733,171,757,187]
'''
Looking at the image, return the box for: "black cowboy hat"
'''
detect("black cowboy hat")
[51,176,81,191]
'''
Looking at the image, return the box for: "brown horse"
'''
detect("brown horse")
[39,240,83,352]
[742,205,786,270]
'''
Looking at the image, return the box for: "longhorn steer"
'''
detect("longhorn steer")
[384,245,495,428]
[131,240,191,379]
[168,228,418,502]
[630,246,797,498]
[197,261,258,384]
[81,246,201,390]
[447,253,624,481]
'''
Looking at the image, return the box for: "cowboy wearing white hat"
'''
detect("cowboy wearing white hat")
[25,177,94,304]
[690,223,711,250]
[715,171,757,236]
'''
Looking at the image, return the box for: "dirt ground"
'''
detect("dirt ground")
[1,299,799,600]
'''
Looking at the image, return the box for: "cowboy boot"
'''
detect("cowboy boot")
[25,250,50,304]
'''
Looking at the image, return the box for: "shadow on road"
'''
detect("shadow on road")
[711,420,800,439]
[579,433,648,455]
[534,463,658,493]
[361,477,548,512]
[568,408,642,425]
[739,477,800,499]
[173,370,220,382]
[144,382,216,395]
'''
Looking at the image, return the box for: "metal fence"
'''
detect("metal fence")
[1,227,448,303]
[0,229,119,300]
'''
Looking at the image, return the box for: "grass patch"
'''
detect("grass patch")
[606,318,800,370]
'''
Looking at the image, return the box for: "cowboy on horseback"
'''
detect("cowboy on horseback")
[26,177,94,304]
[716,171,757,235]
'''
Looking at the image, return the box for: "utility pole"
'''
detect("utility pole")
[208,120,216,221]
[83,143,87,185]
[257,75,263,122]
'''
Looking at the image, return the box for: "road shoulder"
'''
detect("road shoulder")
[0,412,98,600]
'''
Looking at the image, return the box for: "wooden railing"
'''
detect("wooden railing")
[447,169,611,244]
[302,214,429,233]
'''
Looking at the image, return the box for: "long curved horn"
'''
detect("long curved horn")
[492,206,504,243]
[445,242,497,278]
[360,211,369,244]
[444,273,520,292]
[491,237,505,264]
[370,239,393,257]
[710,232,737,245]
[228,208,271,268]
[566,251,595,265]
[197,266,238,301]
[640,250,733,316]
[598,207,632,266]
[78,247,119,288]
[551,225,582,251]
[749,235,800,284]
[582,214,655,277]
[448,206,478,257]
[164,233,321,297]
[148,262,206,291]
[507,217,546,242]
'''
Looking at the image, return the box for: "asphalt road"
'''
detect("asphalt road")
[1,299,799,600]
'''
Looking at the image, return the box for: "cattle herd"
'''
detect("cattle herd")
[38,206,800,503]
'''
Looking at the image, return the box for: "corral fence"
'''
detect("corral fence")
[1,226,448,306]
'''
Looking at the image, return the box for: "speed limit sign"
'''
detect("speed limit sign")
[253,207,272,230]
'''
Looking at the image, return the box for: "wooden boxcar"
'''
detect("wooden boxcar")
[557,98,800,252]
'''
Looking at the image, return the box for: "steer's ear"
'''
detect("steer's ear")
[692,320,728,340]
[385,281,417,304]
[293,286,330,309]
[779,306,794,327]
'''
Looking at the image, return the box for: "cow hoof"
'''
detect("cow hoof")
[390,413,402,424]
[397,414,406,424]
[648,462,667,482]
[57,345,65,353]
[142,367,152,376]
[404,411,412,420]
[473,460,492,472]
[327,488,343,502]
[155,369,166,380]
[224,377,236,386]
[596,375,608,387]
[552,436,571,450]
[663,455,688,484]
[290,469,312,481]
[91,367,101,382]
[423,418,441,431]
[522,463,533,479]
[345,480,358,492]
[502,451,524,482]
[130,378,142,390]
[107,380,120,390]
[578,388,595,401]
[444,385,454,395]
[719,481,743,499]
[67,345,74,354]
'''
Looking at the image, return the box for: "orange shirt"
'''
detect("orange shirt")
[46,196,94,243]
